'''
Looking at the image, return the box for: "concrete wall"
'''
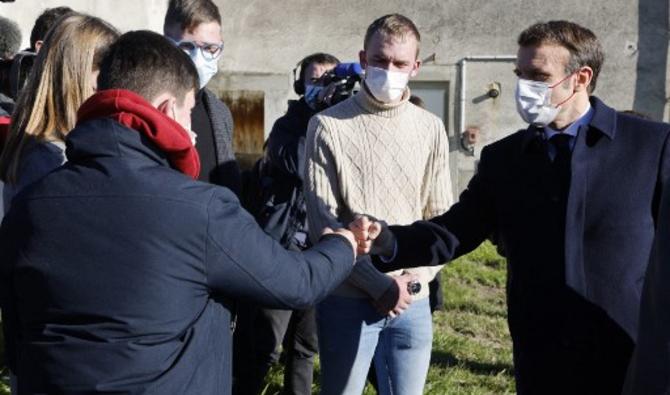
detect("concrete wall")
[1,0,668,192]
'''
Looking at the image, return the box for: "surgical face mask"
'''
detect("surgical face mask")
[304,84,324,110]
[190,50,219,89]
[186,128,197,146]
[515,74,575,127]
[172,105,198,146]
[364,66,409,103]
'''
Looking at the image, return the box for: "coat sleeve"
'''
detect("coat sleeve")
[623,178,670,394]
[203,189,355,309]
[377,144,497,272]
[623,128,670,395]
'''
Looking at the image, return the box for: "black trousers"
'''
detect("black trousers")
[233,306,318,395]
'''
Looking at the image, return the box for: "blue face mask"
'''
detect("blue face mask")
[304,84,324,110]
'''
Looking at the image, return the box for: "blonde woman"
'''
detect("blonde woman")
[0,13,118,211]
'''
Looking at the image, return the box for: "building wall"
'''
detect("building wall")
[2,0,668,192]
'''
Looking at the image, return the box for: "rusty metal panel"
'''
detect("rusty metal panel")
[219,90,265,170]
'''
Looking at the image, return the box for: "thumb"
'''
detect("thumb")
[369,221,383,240]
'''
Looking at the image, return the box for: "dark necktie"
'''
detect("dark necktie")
[550,133,572,191]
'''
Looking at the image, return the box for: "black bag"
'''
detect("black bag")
[241,157,307,249]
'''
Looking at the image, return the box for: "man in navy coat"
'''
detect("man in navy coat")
[0,31,357,395]
[352,20,670,394]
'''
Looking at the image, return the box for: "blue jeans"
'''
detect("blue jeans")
[317,295,432,395]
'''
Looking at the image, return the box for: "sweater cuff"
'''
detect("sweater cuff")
[348,255,394,300]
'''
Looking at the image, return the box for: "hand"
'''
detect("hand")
[349,215,395,257]
[373,273,417,317]
[322,227,357,259]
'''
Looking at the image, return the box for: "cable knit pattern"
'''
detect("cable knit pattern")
[304,87,453,300]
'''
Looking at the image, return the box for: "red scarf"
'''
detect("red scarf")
[77,89,200,179]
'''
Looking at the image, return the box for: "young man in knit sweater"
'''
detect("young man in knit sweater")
[304,14,453,395]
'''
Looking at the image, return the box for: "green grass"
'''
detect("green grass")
[1,328,8,395]
[263,242,515,394]
[0,242,514,395]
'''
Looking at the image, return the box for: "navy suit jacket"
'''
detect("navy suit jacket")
[0,118,354,394]
[383,96,670,341]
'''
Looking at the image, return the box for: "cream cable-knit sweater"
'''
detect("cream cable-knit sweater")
[304,86,454,300]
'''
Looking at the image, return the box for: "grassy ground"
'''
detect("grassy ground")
[1,329,8,395]
[0,242,514,395]
[263,242,515,394]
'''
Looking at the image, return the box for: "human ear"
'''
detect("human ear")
[575,66,593,92]
[410,59,422,78]
[156,97,175,117]
[359,50,367,69]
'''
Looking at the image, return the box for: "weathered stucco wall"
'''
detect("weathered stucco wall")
[1,0,668,191]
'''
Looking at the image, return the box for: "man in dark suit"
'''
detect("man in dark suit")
[351,20,670,394]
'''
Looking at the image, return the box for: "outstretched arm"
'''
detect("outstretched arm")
[205,189,357,309]
[351,145,498,271]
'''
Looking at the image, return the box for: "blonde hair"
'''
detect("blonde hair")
[0,13,118,184]
[364,14,421,56]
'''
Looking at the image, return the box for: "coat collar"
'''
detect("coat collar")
[66,117,173,171]
[520,95,617,152]
[587,96,617,139]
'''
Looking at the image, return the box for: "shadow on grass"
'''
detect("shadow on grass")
[431,350,514,377]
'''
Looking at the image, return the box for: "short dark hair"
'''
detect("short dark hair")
[0,16,21,59]
[97,30,198,104]
[164,0,221,35]
[518,20,604,93]
[30,6,74,51]
[297,53,340,84]
[364,14,420,56]
[409,95,425,109]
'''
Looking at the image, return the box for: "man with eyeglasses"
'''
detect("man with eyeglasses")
[164,0,240,195]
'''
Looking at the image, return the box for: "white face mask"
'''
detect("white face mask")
[515,75,576,127]
[172,105,197,146]
[186,128,198,146]
[190,50,219,89]
[364,66,409,103]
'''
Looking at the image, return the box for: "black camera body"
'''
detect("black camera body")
[316,62,363,110]
[0,51,37,101]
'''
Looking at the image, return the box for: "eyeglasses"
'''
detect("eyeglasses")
[173,39,224,61]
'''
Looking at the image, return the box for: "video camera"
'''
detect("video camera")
[0,51,37,100]
[317,62,363,109]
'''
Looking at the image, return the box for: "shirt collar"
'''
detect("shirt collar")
[544,104,594,140]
